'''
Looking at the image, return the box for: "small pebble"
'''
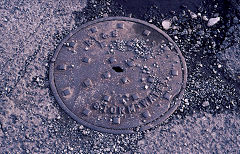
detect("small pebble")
[207,17,220,27]
[202,16,208,21]
[144,85,149,89]
[233,17,239,24]
[189,11,197,19]
[162,20,171,30]
[202,101,210,107]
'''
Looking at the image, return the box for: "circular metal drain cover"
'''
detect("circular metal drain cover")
[50,17,187,134]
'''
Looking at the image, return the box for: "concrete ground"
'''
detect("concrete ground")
[0,0,240,153]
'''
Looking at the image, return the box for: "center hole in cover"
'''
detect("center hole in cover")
[112,66,124,73]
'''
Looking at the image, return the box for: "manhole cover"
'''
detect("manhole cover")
[49,17,187,134]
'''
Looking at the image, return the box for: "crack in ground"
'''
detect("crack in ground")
[0,17,47,98]
[4,46,40,98]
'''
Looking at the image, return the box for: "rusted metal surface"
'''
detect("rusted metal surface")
[49,17,187,134]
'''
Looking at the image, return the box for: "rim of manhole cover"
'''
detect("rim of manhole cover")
[49,17,187,134]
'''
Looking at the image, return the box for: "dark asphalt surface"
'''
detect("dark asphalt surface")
[0,0,240,153]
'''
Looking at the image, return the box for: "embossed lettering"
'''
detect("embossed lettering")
[134,103,141,109]
[118,106,125,114]
[110,106,117,114]
[150,91,159,98]
[147,96,156,103]
[127,104,136,114]
[102,104,108,113]
[139,99,149,108]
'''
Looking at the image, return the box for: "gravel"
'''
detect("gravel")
[137,112,240,153]
[218,45,240,82]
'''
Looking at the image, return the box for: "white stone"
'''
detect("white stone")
[202,101,210,107]
[189,11,197,19]
[207,17,220,27]
[162,20,171,30]
[217,64,222,68]
[172,25,180,30]
[203,16,209,21]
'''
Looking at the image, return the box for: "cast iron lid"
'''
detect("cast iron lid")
[49,17,187,134]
